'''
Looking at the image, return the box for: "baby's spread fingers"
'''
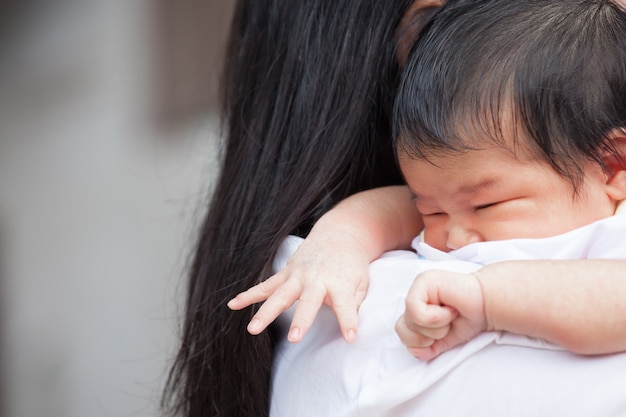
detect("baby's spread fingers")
[287,281,328,343]
[227,273,288,310]
[246,280,303,335]
[333,305,359,343]
[329,289,360,343]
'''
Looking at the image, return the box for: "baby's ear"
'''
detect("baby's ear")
[395,0,445,68]
[603,129,626,201]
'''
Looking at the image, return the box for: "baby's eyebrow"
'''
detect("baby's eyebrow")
[457,178,498,195]
[411,178,499,200]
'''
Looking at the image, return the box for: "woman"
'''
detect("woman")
[163,1,626,416]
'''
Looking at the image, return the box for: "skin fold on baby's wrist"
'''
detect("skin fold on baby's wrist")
[472,269,495,332]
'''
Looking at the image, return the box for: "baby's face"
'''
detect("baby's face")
[399,146,617,252]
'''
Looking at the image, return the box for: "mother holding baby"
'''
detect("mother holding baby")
[162,1,626,416]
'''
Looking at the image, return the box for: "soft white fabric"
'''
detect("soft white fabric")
[270,211,626,417]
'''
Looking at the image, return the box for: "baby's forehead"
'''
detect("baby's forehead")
[397,127,542,165]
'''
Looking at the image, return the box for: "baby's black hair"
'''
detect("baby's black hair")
[394,0,626,187]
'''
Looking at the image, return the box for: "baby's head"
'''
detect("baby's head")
[394,0,626,251]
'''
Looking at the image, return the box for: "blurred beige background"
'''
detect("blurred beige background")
[0,1,235,416]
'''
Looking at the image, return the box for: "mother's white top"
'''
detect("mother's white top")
[270,208,626,417]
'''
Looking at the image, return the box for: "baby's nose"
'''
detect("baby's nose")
[446,225,483,251]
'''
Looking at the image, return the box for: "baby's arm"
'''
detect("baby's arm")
[228,185,423,343]
[479,260,626,354]
[396,260,626,360]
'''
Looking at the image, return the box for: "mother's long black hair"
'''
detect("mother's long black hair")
[162,1,413,416]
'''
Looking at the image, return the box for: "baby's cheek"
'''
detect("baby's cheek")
[423,222,449,252]
[483,220,531,242]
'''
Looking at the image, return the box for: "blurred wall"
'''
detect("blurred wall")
[155,0,236,124]
[0,1,234,416]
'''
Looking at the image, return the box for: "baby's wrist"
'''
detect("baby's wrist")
[472,270,495,332]
[313,211,386,261]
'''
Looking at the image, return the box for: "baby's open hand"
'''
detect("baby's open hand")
[227,230,371,343]
[395,270,487,361]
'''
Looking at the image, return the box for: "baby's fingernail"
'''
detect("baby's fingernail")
[227,298,237,308]
[346,329,357,343]
[248,319,261,333]
[288,327,300,342]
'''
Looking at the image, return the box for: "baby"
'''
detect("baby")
[229,0,626,359]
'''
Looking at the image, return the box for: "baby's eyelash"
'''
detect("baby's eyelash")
[422,211,445,216]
